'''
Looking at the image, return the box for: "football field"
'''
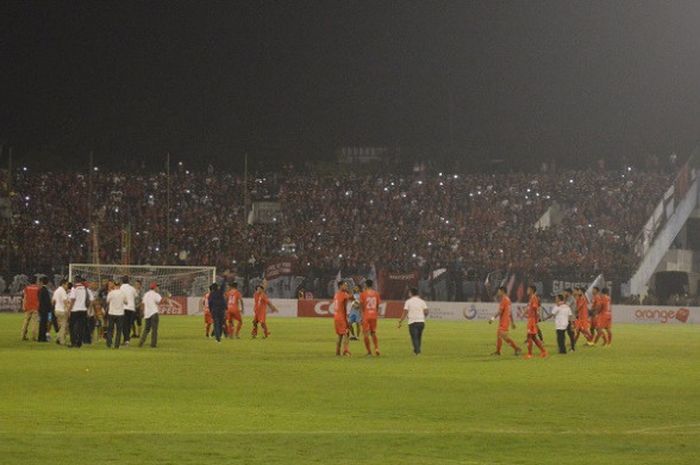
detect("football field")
[0,314,698,465]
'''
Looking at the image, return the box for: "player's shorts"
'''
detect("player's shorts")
[597,313,611,329]
[575,319,590,331]
[362,317,377,333]
[204,310,213,325]
[348,311,361,324]
[254,310,267,324]
[497,325,510,334]
[334,318,348,336]
[226,310,242,322]
[527,320,538,335]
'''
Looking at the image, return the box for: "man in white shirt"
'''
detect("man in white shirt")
[398,288,429,355]
[67,276,93,348]
[543,294,573,354]
[139,282,167,348]
[51,279,70,345]
[106,281,128,349]
[119,276,139,346]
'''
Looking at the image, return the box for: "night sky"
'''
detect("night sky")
[2,1,700,168]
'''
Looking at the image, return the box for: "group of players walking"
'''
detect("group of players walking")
[200,279,389,356]
[201,281,281,342]
[491,285,614,358]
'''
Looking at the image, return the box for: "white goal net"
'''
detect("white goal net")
[68,264,216,297]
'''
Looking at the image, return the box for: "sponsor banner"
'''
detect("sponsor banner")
[0,294,23,312]
[297,299,401,318]
[159,296,188,315]
[612,305,697,324]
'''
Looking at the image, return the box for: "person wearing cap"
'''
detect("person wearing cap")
[139,282,167,348]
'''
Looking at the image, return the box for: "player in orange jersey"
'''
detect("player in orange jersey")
[251,283,279,338]
[593,288,612,346]
[489,286,521,356]
[202,291,213,338]
[524,285,548,359]
[590,286,604,343]
[333,281,353,356]
[360,279,381,356]
[573,287,594,345]
[225,282,244,338]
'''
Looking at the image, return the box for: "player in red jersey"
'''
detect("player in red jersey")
[489,286,521,356]
[225,282,244,338]
[524,285,548,359]
[590,287,604,343]
[333,281,353,356]
[593,288,612,346]
[360,279,381,356]
[573,287,594,345]
[202,291,213,338]
[251,283,279,338]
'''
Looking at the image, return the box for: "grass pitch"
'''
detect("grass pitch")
[0,314,698,465]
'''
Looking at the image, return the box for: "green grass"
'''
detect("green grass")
[1,314,698,465]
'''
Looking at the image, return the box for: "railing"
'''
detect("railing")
[633,150,698,258]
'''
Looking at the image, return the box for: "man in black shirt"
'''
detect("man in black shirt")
[37,277,52,342]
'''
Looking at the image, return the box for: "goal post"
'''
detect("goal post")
[68,263,216,298]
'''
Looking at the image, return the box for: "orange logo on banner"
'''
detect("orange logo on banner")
[676,308,690,323]
[634,308,689,324]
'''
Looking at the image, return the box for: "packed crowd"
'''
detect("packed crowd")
[2,164,674,285]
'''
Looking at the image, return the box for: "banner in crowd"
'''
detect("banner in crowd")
[263,257,304,299]
[378,270,419,300]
